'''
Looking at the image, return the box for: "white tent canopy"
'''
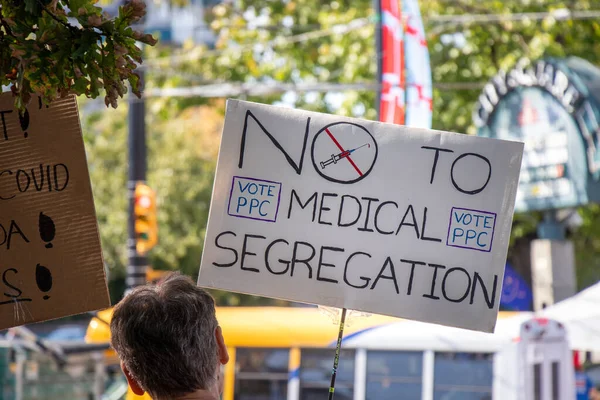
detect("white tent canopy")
[341,315,531,353]
[343,281,600,353]
[340,281,600,353]
[538,280,600,351]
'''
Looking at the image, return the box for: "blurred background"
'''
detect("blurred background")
[4,0,600,399]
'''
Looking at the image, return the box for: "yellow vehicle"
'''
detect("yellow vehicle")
[86,306,523,400]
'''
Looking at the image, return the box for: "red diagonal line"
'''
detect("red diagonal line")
[325,128,363,176]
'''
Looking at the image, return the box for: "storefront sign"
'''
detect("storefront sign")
[474,57,600,212]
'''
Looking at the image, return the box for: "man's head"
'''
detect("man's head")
[110,272,229,399]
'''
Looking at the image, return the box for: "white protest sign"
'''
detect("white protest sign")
[199,100,524,332]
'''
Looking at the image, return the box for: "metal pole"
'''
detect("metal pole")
[93,352,105,400]
[328,308,347,400]
[15,349,25,400]
[127,69,148,292]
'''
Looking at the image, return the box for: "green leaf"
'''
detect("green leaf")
[73,77,88,93]
[1,0,155,110]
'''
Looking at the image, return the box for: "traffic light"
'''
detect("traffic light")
[134,182,158,254]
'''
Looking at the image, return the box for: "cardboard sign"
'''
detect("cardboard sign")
[0,92,108,330]
[199,100,524,332]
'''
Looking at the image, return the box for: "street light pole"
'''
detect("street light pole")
[127,69,148,292]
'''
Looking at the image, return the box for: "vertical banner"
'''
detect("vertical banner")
[378,0,405,125]
[403,0,432,129]
[377,0,432,129]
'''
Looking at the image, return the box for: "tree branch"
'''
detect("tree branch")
[37,0,77,35]
[38,0,112,41]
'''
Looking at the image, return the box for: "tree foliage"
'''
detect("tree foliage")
[82,99,216,297]
[427,0,600,134]
[0,0,157,110]
[149,0,377,117]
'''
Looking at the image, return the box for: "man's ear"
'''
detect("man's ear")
[215,326,229,365]
[121,361,145,396]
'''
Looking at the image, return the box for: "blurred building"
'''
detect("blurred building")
[102,0,219,46]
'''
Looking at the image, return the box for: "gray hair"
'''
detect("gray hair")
[110,272,219,399]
